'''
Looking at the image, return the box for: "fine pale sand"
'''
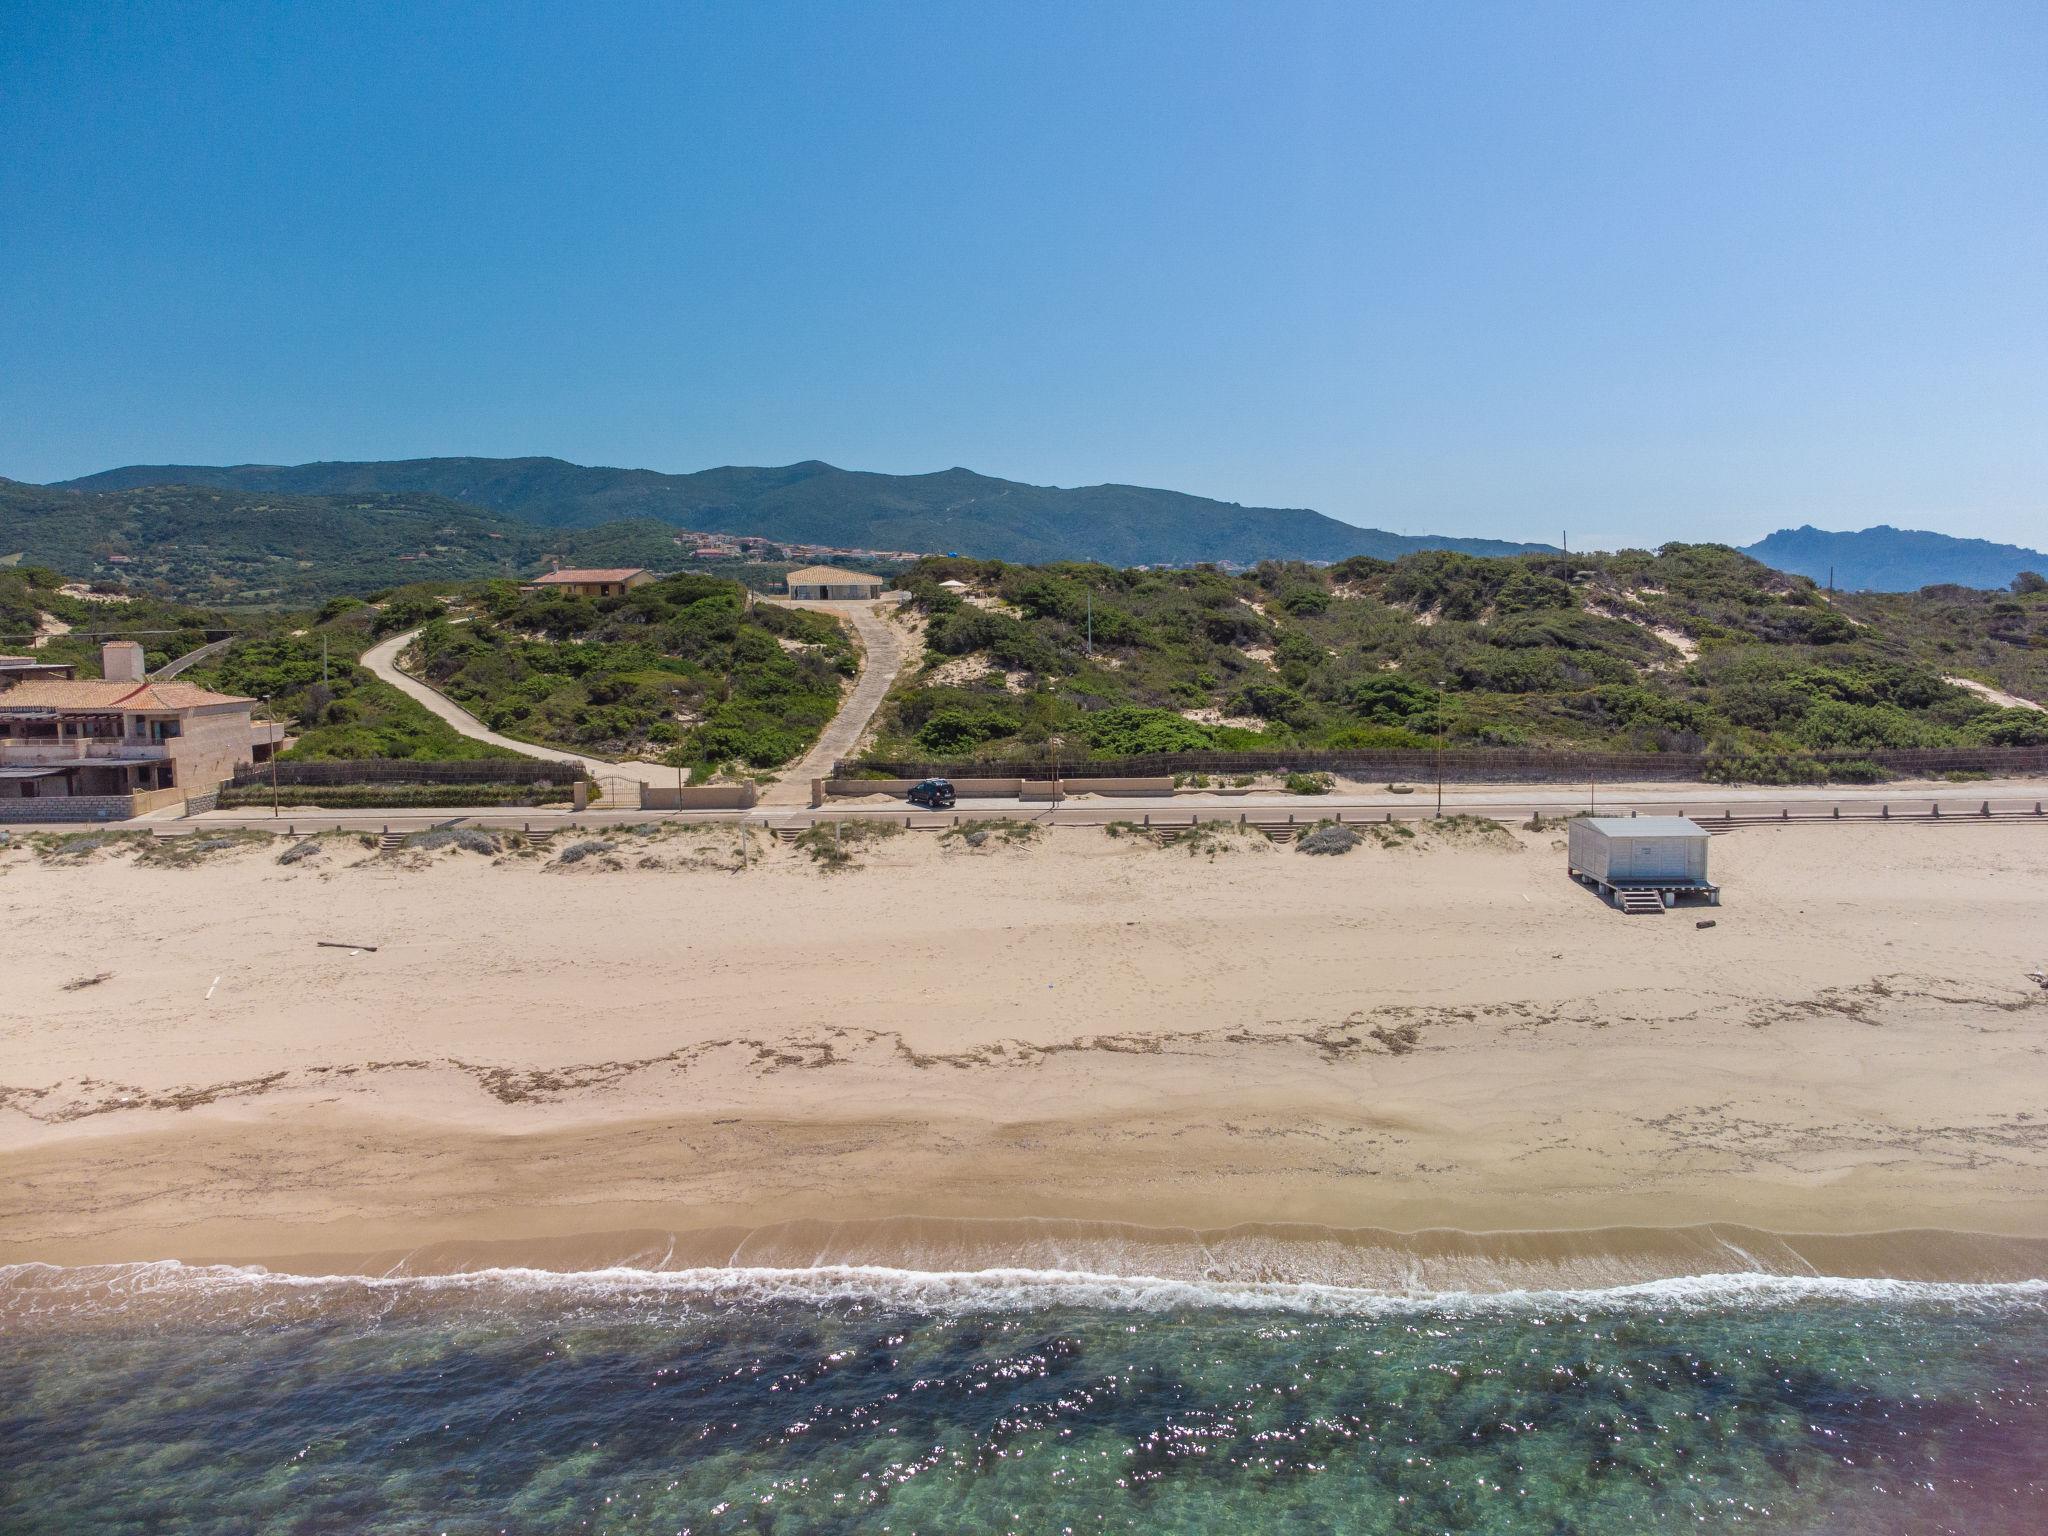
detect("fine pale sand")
[2,818,2045,1287]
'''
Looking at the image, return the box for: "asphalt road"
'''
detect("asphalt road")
[148,777,2048,836]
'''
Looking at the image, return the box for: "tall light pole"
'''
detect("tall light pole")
[1432,655,1445,818]
[263,696,279,817]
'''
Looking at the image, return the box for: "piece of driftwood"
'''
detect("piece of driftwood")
[63,972,113,991]
[316,940,380,952]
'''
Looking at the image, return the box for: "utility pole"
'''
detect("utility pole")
[1085,591,1093,658]
[1434,664,1445,817]
[1562,530,1569,558]
[321,635,329,685]
[264,696,279,817]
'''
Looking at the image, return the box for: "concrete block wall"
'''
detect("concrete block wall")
[824,777,1026,798]
[0,794,137,822]
[1058,777,1174,796]
[638,784,761,811]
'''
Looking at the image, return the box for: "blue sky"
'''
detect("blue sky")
[3,0,2043,548]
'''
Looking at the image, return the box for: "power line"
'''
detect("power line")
[0,628,245,641]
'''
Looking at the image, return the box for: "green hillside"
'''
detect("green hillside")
[864,545,2048,776]
[401,573,856,770]
[0,564,244,675]
[0,478,688,603]
[54,456,1553,566]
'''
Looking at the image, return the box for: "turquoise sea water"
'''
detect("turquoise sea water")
[2,1263,2044,1534]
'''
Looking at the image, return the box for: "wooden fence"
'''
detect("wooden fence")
[840,744,2048,784]
[229,756,592,788]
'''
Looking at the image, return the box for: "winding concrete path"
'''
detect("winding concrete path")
[360,628,666,786]
[360,596,914,802]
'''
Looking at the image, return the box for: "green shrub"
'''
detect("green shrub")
[1285,771,1334,795]
[794,819,904,869]
[942,818,1039,847]
[401,828,502,854]
[1297,821,1361,855]
[1075,706,1221,756]
[371,591,447,636]
[1702,751,1830,786]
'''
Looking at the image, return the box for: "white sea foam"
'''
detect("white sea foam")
[4,1258,2044,1323]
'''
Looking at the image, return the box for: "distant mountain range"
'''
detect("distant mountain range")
[54,456,1550,567]
[20,456,2044,593]
[1739,525,2048,593]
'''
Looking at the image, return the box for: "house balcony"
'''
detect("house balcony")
[0,739,173,765]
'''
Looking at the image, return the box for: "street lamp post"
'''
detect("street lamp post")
[263,696,279,816]
[1433,665,1445,818]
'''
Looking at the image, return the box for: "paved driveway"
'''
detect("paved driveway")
[756,597,914,805]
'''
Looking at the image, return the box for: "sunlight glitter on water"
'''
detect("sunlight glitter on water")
[2,1261,2045,1533]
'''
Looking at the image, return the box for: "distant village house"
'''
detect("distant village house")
[521,567,656,599]
[785,565,886,600]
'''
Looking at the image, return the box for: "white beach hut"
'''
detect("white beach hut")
[1567,815,1718,912]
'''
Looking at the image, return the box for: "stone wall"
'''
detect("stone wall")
[0,794,137,823]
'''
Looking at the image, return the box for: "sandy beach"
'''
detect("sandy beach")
[2,816,2045,1284]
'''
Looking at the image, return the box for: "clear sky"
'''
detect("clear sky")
[3,1,2043,549]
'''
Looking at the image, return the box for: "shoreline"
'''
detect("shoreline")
[8,1217,2048,1313]
[6,1101,2046,1278]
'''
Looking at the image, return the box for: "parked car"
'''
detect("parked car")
[906,778,956,809]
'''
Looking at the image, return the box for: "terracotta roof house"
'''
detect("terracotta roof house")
[520,567,656,598]
[0,642,278,821]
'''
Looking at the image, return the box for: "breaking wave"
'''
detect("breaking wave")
[4,1258,2043,1327]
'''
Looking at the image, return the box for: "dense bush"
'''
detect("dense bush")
[402,828,502,853]
[861,545,2048,770]
[1074,706,1221,756]
[409,574,854,770]
[1297,821,1361,855]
